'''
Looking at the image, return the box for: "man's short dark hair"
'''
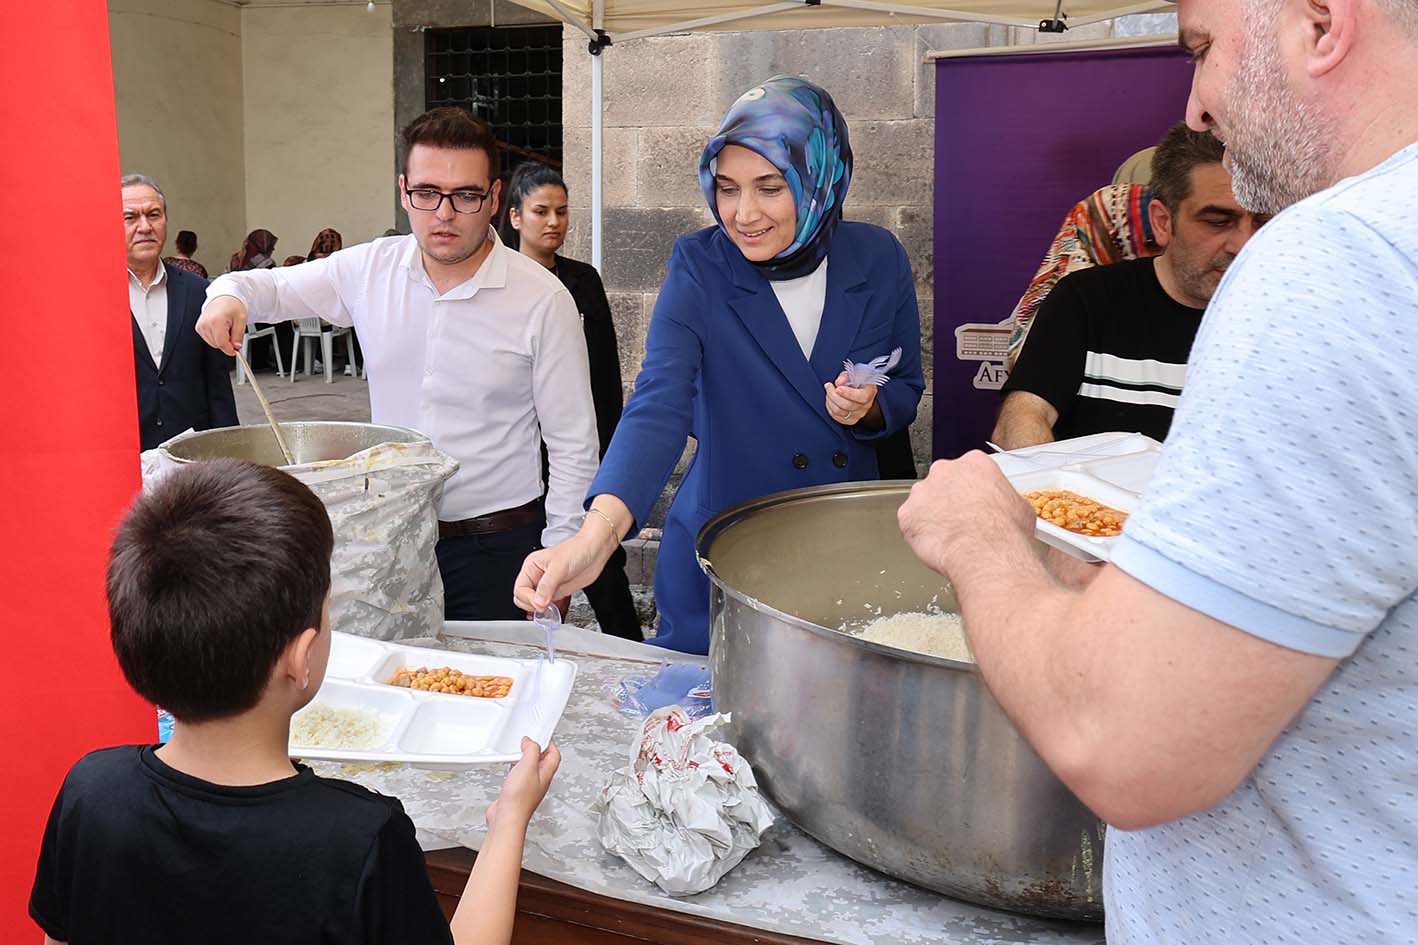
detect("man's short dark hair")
[400,106,501,183]
[1149,122,1226,212]
[175,230,197,255]
[108,459,334,722]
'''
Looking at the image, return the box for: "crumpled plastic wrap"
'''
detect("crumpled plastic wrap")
[146,437,457,641]
[593,707,775,896]
[843,346,903,388]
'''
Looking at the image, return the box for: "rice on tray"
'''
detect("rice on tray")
[290,704,387,751]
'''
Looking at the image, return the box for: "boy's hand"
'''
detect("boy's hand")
[485,737,560,831]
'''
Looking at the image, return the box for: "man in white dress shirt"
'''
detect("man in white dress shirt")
[124,174,236,450]
[196,109,599,621]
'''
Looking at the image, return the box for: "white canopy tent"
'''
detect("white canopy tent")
[514,0,1172,39]
[499,0,1174,267]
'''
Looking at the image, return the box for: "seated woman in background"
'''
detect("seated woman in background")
[164,229,208,279]
[228,229,278,273]
[305,228,358,375]
[514,75,924,655]
[498,162,641,641]
[307,228,342,261]
[228,229,283,370]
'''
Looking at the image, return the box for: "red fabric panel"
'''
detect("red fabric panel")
[0,1,153,936]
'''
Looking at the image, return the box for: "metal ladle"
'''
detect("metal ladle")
[234,349,296,466]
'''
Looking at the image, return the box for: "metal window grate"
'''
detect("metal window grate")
[425,25,563,168]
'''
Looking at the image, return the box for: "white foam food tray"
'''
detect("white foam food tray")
[290,632,577,770]
[1008,468,1139,561]
[990,433,1163,562]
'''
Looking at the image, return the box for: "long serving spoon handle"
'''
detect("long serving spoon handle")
[235,350,296,466]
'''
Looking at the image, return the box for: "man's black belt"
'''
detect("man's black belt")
[438,498,541,539]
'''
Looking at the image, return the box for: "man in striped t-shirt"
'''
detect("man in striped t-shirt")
[993,124,1269,448]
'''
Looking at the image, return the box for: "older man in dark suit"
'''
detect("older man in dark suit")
[122,174,236,450]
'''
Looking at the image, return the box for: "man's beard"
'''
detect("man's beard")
[1173,251,1235,304]
[1221,5,1339,214]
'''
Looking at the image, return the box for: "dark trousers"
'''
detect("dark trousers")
[250,322,295,373]
[875,424,918,480]
[583,543,640,640]
[537,443,640,639]
[435,519,543,622]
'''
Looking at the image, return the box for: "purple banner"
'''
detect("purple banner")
[931,44,1195,459]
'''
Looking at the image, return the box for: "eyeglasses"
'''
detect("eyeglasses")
[403,185,490,214]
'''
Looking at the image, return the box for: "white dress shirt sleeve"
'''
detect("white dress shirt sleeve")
[532,288,601,546]
[204,247,364,328]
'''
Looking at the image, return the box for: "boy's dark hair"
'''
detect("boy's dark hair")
[174,230,198,255]
[497,161,567,249]
[1149,122,1226,212]
[401,106,501,184]
[108,459,334,722]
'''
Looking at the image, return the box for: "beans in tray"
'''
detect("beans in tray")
[1023,489,1128,537]
[388,666,513,698]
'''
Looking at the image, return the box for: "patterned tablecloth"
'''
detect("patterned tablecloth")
[317,623,1104,945]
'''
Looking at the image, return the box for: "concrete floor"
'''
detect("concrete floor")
[231,365,371,426]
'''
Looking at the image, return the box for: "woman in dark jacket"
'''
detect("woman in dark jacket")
[500,162,640,640]
[515,77,924,654]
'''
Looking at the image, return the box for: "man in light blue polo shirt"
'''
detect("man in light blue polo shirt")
[898,0,1418,940]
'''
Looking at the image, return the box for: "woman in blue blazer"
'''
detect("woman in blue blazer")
[515,76,924,654]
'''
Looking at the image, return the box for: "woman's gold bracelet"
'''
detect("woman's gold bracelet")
[587,506,622,542]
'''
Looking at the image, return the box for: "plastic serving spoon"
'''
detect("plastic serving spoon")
[532,601,561,663]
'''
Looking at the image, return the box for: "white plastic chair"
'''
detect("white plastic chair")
[236,322,284,385]
[289,317,358,384]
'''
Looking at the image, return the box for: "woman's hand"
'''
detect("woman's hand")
[825,372,882,428]
[513,536,609,614]
[513,497,631,613]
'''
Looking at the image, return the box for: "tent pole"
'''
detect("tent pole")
[591,45,604,271]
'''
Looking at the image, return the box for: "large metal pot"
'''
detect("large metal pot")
[157,421,454,640]
[160,421,426,467]
[699,482,1104,921]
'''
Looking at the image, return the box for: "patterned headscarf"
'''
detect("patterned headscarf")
[229,229,278,272]
[307,228,343,260]
[699,75,852,281]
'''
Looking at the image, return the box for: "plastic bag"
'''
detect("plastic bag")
[842,346,903,388]
[593,707,775,896]
[148,437,458,641]
[613,661,713,719]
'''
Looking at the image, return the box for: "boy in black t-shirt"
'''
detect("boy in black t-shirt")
[30,459,560,945]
